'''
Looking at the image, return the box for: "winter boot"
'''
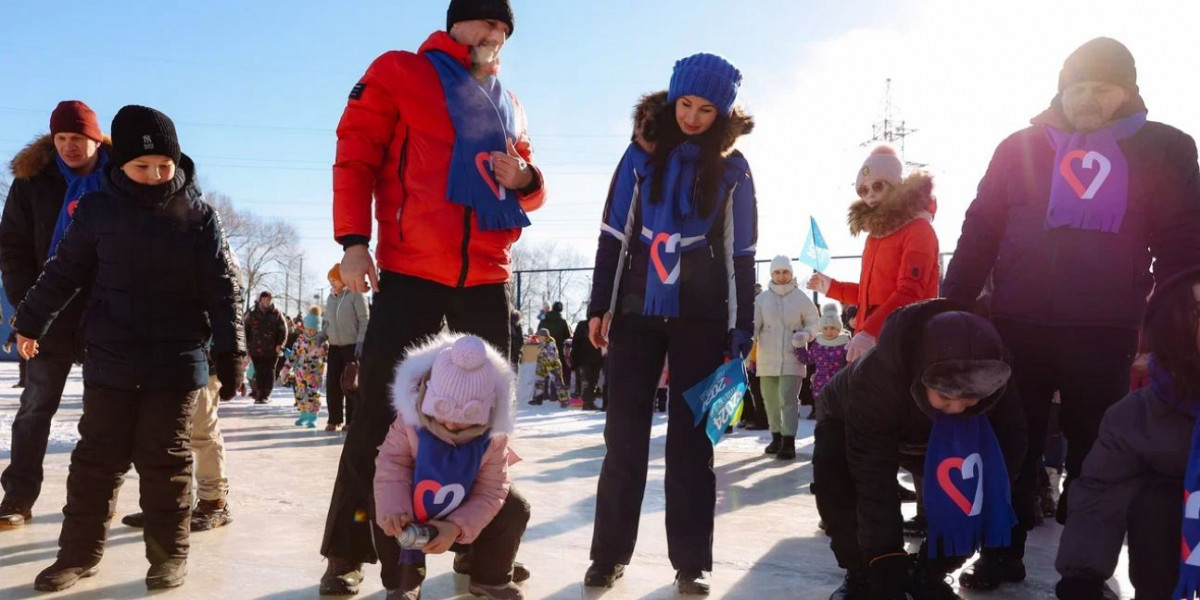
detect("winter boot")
[306,412,319,428]
[146,559,187,590]
[34,559,101,591]
[909,567,962,600]
[191,498,233,531]
[295,414,306,426]
[467,581,524,600]
[958,553,1026,590]
[453,553,531,583]
[0,499,32,529]
[674,569,710,595]
[320,557,365,595]
[583,562,624,588]
[827,569,869,600]
[764,432,782,455]
[122,512,146,528]
[385,563,425,600]
[902,514,927,538]
[776,436,797,460]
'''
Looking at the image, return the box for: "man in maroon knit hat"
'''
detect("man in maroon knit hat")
[0,100,109,529]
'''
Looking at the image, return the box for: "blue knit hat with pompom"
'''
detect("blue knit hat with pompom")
[668,53,742,116]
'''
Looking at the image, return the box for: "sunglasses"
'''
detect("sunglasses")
[857,181,889,198]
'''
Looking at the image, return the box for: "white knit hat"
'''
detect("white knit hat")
[770,255,793,274]
[421,336,499,426]
[856,145,903,189]
[820,303,842,329]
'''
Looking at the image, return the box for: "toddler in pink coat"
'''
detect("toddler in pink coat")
[375,334,531,600]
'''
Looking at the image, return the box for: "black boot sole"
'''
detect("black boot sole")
[34,566,100,592]
[959,566,1026,590]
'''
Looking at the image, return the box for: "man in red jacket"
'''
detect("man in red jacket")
[320,0,546,595]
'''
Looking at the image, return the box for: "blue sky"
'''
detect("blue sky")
[3,0,1197,314]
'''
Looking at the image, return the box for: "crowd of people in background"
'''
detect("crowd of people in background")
[2,1,1200,599]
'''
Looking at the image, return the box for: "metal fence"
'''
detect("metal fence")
[512,253,954,333]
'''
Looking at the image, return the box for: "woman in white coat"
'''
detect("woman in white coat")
[753,256,819,459]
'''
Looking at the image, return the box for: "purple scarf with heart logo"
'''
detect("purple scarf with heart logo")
[1044,111,1146,233]
[1150,358,1200,599]
[922,415,1017,558]
[399,427,492,565]
[426,49,531,232]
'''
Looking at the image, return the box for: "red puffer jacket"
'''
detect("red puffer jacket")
[333,31,546,288]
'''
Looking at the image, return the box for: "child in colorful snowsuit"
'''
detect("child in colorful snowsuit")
[374,334,531,600]
[794,304,851,418]
[532,328,568,407]
[291,307,328,428]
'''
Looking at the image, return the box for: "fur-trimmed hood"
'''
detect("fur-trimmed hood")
[11,134,114,180]
[632,91,754,157]
[390,333,517,436]
[848,171,936,238]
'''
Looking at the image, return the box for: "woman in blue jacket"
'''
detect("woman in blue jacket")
[583,53,757,595]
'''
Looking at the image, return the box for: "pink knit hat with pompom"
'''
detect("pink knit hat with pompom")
[856,145,903,189]
[421,336,499,426]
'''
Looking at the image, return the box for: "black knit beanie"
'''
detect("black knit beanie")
[446,0,514,37]
[915,311,1012,400]
[1058,37,1138,93]
[110,105,182,167]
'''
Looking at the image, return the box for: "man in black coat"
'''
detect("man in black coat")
[942,37,1200,590]
[0,101,109,529]
[536,300,571,359]
[813,300,1026,600]
[243,291,288,403]
[571,319,604,411]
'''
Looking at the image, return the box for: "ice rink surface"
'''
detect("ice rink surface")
[0,363,1135,599]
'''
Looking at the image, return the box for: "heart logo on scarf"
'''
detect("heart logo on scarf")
[1059,150,1112,200]
[650,232,682,285]
[474,152,507,201]
[414,480,467,522]
[1183,490,1200,565]
[67,199,80,218]
[937,453,985,517]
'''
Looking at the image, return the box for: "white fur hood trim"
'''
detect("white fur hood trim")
[390,333,517,436]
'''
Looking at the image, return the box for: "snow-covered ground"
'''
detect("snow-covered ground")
[0,362,1135,599]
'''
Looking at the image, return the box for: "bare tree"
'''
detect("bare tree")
[208,192,303,312]
[510,240,592,329]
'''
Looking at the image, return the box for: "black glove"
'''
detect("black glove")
[216,352,246,400]
[868,554,912,599]
[728,329,753,360]
[1055,577,1112,600]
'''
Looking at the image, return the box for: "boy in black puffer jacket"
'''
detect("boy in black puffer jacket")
[812,300,1027,600]
[14,105,245,593]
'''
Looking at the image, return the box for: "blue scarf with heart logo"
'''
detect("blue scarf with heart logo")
[923,414,1017,558]
[1152,358,1200,599]
[49,149,108,258]
[1043,111,1146,234]
[641,142,711,318]
[426,49,531,232]
[399,427,491,565]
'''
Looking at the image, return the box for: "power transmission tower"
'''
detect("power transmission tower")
[861,78,926,169]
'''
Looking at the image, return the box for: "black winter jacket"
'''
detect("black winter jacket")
[943,100,1200,329]
[244,304,288,358]
[13,157,245,391]
[818,300,1027,560]
[0,136,110,358]
[570,320,602,368]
